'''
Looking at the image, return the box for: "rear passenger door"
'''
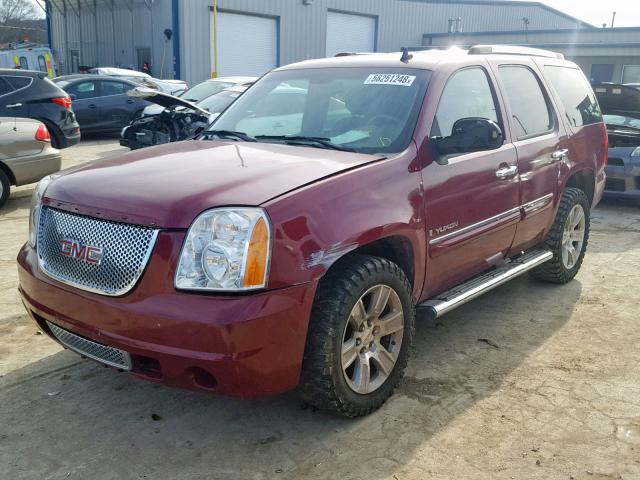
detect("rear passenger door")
[489,59,565,253]
[66,80,100,130]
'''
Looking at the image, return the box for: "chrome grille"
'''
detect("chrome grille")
[37,207,158,296]
[47,321,132,370]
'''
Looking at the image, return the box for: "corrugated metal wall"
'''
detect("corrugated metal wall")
[49,0,174,78]
[179,0,587,84]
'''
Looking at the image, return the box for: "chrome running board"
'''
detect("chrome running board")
[418,248,553,318]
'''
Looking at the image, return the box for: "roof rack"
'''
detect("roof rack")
[468,45,564,60]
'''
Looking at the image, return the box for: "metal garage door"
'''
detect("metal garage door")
[326,11,376,57]
[212,12,277,77]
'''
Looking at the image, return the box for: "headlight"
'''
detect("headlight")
[28,175,54,248]
[631,146,640,157]
[175,208,271,291]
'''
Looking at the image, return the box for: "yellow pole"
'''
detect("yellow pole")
[212,0,219,78]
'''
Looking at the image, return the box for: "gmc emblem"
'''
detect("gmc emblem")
[60,239,104,265]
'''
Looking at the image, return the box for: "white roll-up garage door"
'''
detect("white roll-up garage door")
[211,12,277,77]
[326,11,376,57]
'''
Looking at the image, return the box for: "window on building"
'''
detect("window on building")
[431,67,499,138]
[67,81,98,100]
[622,65,640,85]
[590,64,614,84]
[545,66,602,128]
[499,65,553,139]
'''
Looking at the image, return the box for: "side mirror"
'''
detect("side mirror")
[431,117,503,159]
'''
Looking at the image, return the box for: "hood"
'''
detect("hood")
[44,140,384,228]
[593,83,640,119]
[128,87,209,116]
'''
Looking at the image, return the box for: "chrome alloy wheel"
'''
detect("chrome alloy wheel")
[561,203,586,269]
[341,284,404,394]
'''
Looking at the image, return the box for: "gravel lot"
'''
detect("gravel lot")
[1,140,639,480]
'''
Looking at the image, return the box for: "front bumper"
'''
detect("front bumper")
[17,234,317,397]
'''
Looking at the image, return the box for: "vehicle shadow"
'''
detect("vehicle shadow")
[0,275,581,480]
[1,192,32,218]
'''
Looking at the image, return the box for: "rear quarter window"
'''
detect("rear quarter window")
[544,66,602,128]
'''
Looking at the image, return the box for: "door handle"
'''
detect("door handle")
[126,99,134,104]
[495,165,518,179]
[6,103,22,109]
[551,149,569,161]
[88,104,97,109]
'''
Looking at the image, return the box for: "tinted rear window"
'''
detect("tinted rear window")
[5,76,32,90]
[544,66,602,127]
[499,65,553,138]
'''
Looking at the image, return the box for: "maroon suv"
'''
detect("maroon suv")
[18,46,606,417]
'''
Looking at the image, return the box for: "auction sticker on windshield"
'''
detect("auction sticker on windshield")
[364,74,416,86]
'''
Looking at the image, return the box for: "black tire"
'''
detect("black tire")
[0,168,10,209]
[530,187,590,284]
[300,255,415,417]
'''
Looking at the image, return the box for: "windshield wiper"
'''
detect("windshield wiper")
[255,135,356,152]
[201,130,257,142]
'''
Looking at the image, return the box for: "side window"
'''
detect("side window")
[100,80,133,96]
[38,55,47,73]
[499,65,553,139]
[431,67,499,138]
[544,66,602,128]
[5,76,31,90]
[19,56,28,70]
[0,77,13,96]
[67,81,98,100]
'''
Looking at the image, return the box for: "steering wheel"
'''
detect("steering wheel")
[366,114,399,128]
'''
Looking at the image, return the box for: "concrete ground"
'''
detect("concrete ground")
[1,140,639,480]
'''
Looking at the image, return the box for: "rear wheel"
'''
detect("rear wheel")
[531,187,590,284]
[0,169,10,209]
[300,255,414,417]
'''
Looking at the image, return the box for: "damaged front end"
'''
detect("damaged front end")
[120,87,214,150]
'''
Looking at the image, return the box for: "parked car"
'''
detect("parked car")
[593,83,640,198]
[140,76,256,118]
[0,69,80,149]
[87,67,188,95]
[0,117,61,208]
[0,43,56,77]
[54,75,150,135]
[18,46,606,417]
[624,83,640,90]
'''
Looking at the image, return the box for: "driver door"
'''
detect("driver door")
[421,65,521,297]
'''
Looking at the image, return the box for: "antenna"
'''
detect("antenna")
[400,47,413,63]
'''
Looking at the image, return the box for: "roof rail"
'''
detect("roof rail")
[468,45,564,60]
[334,52,375,57]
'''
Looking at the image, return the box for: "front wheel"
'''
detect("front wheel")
[531,187,590,284]
[300,255,415,417]
[0,169,10,208]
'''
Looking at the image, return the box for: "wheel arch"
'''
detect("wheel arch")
[564,168,595,206]
[0,161,17,186]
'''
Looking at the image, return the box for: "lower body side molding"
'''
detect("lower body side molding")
[418,248,553,318]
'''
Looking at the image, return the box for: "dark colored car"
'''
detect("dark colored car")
[18,46,606,417]
[593,83,640,198]
[54,75,150,135]
[0,69,80,149]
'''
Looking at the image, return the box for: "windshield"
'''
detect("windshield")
[208,67,431,154]
[603,114,640,129]
[198,90,243,113]
[180,81,233,102]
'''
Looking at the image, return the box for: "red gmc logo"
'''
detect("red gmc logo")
[60,239,104,265]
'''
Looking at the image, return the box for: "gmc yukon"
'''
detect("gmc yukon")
[18,46,607,417]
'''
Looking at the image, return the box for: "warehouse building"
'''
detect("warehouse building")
[45,0,638,86]
[423,27,640,84]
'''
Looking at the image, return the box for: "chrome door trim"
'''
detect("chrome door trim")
[522,193,554,215]
[429,206,521,246]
